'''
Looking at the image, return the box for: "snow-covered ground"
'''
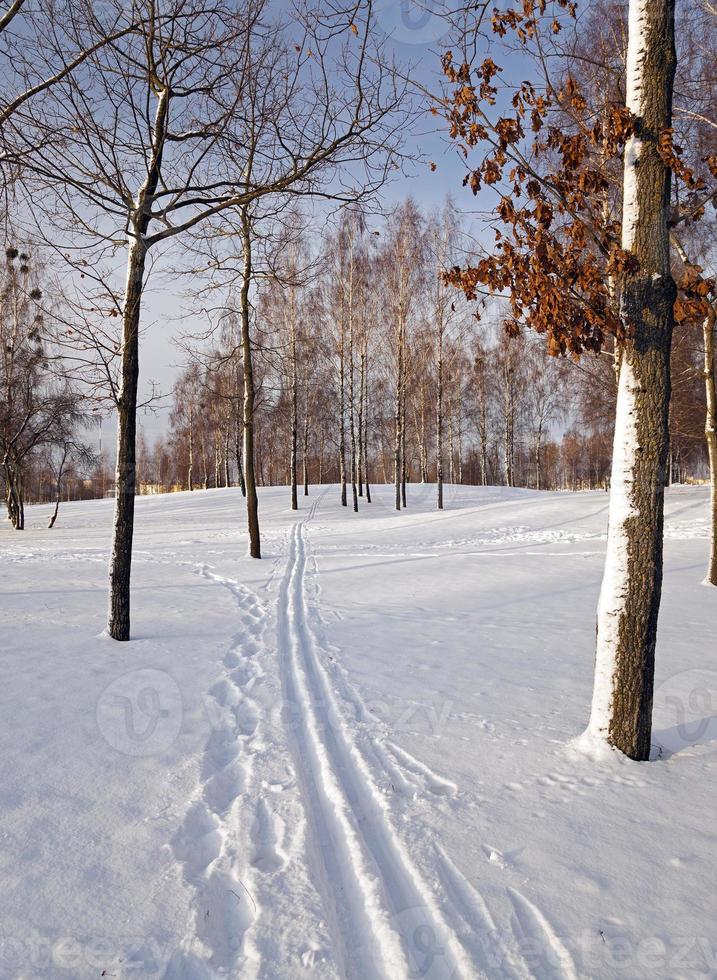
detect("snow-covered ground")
[1,484,716,980]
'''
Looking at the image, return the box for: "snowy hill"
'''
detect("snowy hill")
[1,484,715,979]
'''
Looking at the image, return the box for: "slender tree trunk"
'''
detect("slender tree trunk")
[437,329,444,510]
[357,351,365,496]
[108,235,146,641]
[418,385,428,483]
[4,459,24,530]
[187,407,194,491]
[479,376,488,486]
[394,320,403,511]
[363,349,372,504]
[200,430,208,489]
[234,369,246,498]
[448,391,455,486]
[224,419,231,487]
[348,293,359,513]
[400,357,408,508]
[240,208,261,558]
[704,304,717,586]
[48,451,68,529]
[339,315,347,506]
[588,0,677,760]
[302,374,310,496]
[290,304,298,511]
[535,422,543,491]
[456,399,463,485]
[504,364,515,488]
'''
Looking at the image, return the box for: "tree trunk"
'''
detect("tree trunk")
[394,320,403,511]
[240,208,261,558]
[588,0,677,760]
[290,306,298,511]
[339,315,347,507]
[535,422,543,491]
[48,450,68,529]
[108,236,146,641]
[357,351,365,496]
[200,430,208,489]
[224,419,231,487]
[187,407,194,491]
[302,374,310,497]
[348,293,359,513]
[704,304,717,586]
[363,349,371,504]
[400,359,408,508]
[504,364,515,488]
[448,392,455,486]
[234,374,246,498]
[479,378,488,486]
[418,385,428,484]
[437,329,444,510]
[4,460,24,530]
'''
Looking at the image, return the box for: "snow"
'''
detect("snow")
[1,483,716,979]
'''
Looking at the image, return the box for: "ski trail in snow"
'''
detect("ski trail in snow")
[382,740,458,797]
[506,888,579,980]
[277,500,474,980]
[164,568,267,978]
[301,552,461,805]
[434,847,531,980]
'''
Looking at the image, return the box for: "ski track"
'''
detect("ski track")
[161,492,587,979]
[277,495,475,980]
[164,566,268,978]
[288,497,584,980]
[506,888,579,980]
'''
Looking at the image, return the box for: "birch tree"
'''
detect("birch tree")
[441,0,709,757]
[12,0,407,637]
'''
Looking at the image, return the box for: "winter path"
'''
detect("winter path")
[276,496,474,979]
[0,485,715,978]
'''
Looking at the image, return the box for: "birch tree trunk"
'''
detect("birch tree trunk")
[363,349,372,504]
[188,406,194,491]
[357,351,365,497]
[479,377,488,486]
[587,0,677,760]
[504,363,515,488]
[240,208,261,559]
[400,362,408,508]
[234,363,246,498]
[448,393,455,486]
[302,374,310,497]
[108,235,146,640]
[535,421,543,491]
[339,314,347,507]
[704,304,717,586]
[394,319,403,511]
[437,325,444,510]
[224,419,231,487]
[290,302,298,511]
[348,267,359,513]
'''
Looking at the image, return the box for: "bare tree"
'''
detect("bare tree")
[12,0,407,638]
